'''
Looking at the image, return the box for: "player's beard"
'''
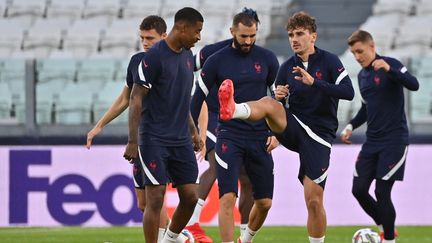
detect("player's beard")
[233,36,254,54]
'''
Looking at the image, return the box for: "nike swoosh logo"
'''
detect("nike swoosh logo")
[143,61,148,68]
[338,67,344,72]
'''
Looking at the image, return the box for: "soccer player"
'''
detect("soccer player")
[186,38,254,243]
[86,15,171,242]
[340,30,419,243]
[190,10,279,243]
[217,11,354,243]
[123,7,204,243]
[186,8,261,240]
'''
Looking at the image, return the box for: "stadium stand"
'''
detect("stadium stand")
[0,0,431,143]
[45,0,85,24]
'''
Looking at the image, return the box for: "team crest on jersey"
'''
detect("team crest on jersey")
[374,75,381,86]
[133,164,139,175]
[315,70,323,80]
[149,160,157,171]
[187,59,192,70]
[221,143,228,153]
[254,62,262,74]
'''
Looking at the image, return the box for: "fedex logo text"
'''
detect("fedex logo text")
[9,150,142,225]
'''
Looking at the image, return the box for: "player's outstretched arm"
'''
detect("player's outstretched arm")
[86,86,131,149]
[124,84,149,163]
[189,112,204,152]
[196,101,208,161]
[340,103,367,144]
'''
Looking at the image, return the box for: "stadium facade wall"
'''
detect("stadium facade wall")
[1,145,431,227]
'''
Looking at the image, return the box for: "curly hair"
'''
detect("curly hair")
[286,11,317,33]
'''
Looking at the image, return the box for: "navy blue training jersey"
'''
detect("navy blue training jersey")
[349,55,419,145]
[276,47,354,143]
[136,40,195,146]
[191,44,279,139]
[194,39,232,113]
[126,52,146,88]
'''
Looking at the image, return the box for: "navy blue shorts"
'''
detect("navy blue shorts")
[205,111,218,155]
[133,158,145,189]
[137,144,198,187]
[215,136,274,199]
[275,109,331,188]
[355,143,408,181]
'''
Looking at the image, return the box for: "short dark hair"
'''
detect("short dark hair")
[232,12,257,28]
[140,15,167,35]
[347,30,374,46]
[174,7,204,25]
[241,7,260,24]
[286,11,317,33]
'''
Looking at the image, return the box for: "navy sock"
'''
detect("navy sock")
[352,177,381,225]
[375,179,395,240]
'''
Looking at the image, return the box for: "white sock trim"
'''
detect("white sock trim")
[187,198,205,226]
[309,235,325,243]
[233,103,251,119]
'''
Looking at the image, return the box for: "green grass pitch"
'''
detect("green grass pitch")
[0,226,431,242]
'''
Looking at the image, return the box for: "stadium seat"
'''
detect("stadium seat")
[200,0,237,16]
[121,0,161,20]
[22,19,64,58]
[48,50,76,58]
[0,82,12,121]
[0,58,25,84]
[360,14,402,54]
[75,58,117,90]
[45,0,85,24]
[0,21,24,57]
[35,59,76,124]
[0,0,5,18]
[197,15,229,46]
[62,19,102,58]
[6,0,46,19]
[372,0,414,16]
[112,58,130,83]
[93,81,128,124]
[82,0,120,25]
[412,57,432,81]
[386,45,425,60]
[36,80,65,124]
[0,59,26,123]
[99,19,139,58]
[161,0,200,19]
[238,0,277,15]
[394,16,432,50]
[410,76,432,123]
[416,0,432,16]
[37,58,77,83]
[55,82,94,124]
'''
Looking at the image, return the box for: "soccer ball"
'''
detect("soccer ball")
[180,229,195,243]
[352,228,381,243]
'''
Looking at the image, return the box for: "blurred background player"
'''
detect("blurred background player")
[85,15,171,242]
[191,10,279,243]
[217,11,354,243]
[123,7,204,243]
[341,30,419,243]
[185,8,261,243]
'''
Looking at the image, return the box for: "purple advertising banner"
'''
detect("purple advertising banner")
[0,145,431,227]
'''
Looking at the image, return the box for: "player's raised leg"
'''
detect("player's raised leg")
[218,79,287,133]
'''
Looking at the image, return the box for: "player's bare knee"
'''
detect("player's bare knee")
[254,198,272,212]
[220,193,237,209]
[305,197,322,214]
[137,200,146,212]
